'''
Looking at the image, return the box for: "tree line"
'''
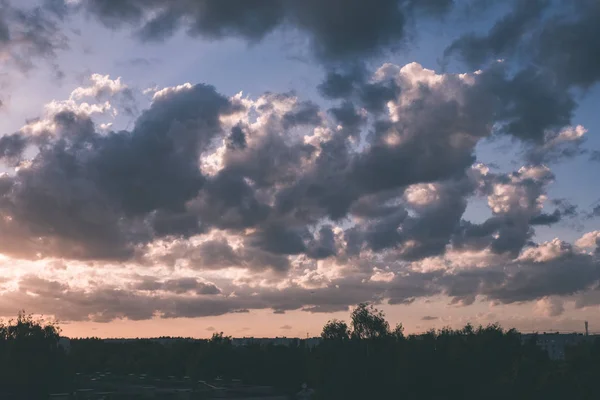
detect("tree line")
[2,306,600,399]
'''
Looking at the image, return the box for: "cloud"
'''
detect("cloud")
[0,1,68,73]
[206,326,216,331]
[1,55,598,323]
[282,101,322,129]
[280,325,292,330]
[452,165,558,256]
[117,57,162,68]
[526,125,588,164]
[448,0,600,88]
[534,297,565,317]
[0,133,28,163]
[445,1,600,144]
[70,74,129,100]
[0,82,235,260]
[443,244,600,305]
[445,0,550,69]
[132,276,221,295]
[76,0,454,63]
[14,72,138,142]
[576,231,600,251]
[141,235,292,272]
[421,316,438,321]
[0,232,597,323]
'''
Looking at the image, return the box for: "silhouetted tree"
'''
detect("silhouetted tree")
[392,322,404,339]
[5,308,600,400]
[350,303,390,339]
[0,311,67,398]
[320,319,350,340]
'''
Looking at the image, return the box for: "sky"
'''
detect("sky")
[0,0,599,339]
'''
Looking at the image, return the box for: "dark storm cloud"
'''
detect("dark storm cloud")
[272,137,357,221]
[0,142,136,260]
[266,66,505,262]
[456,215,530,256]
[491,68,576,143]
[358,80,401,114]
[0,133,27,162]
[445,0,550,68]
[92,83,229,217]
[217,106,317,192]
[344,173,477,261]
[444,247,600,305]
[226,125,247,150]
[248,225,307,255]
[76,0,455,62]
[529,199,577,226]
[350,98,477,193]
[233,246,291,272]
[534,0,600,90]
[318,64,400,114]
[0,83,234,260]
[0,0,68,72]
[146,235,291,272]
[189,171,271,230]
[284,0,409,62]
[360,209,409,252]
[446,0,600,143]
[306,225,337,260]
[149,210,204,237]
[282,101,322,129]
[277,65,497,234]
[133,276,221,295]
[329,101,365,138]
[141,0,284,42]
[318,68,364,99]
[529,210,561,226]
[452,218,500,251]
[348,189,405,220]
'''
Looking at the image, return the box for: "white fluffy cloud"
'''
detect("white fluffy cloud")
[534,297,565,317]
[70,74,129,100]
[576,231,600,250]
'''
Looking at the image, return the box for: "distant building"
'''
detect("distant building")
[231,337,321,348]
[58,337,71,354]
[520,333,595,360]
[100,336,322,348]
